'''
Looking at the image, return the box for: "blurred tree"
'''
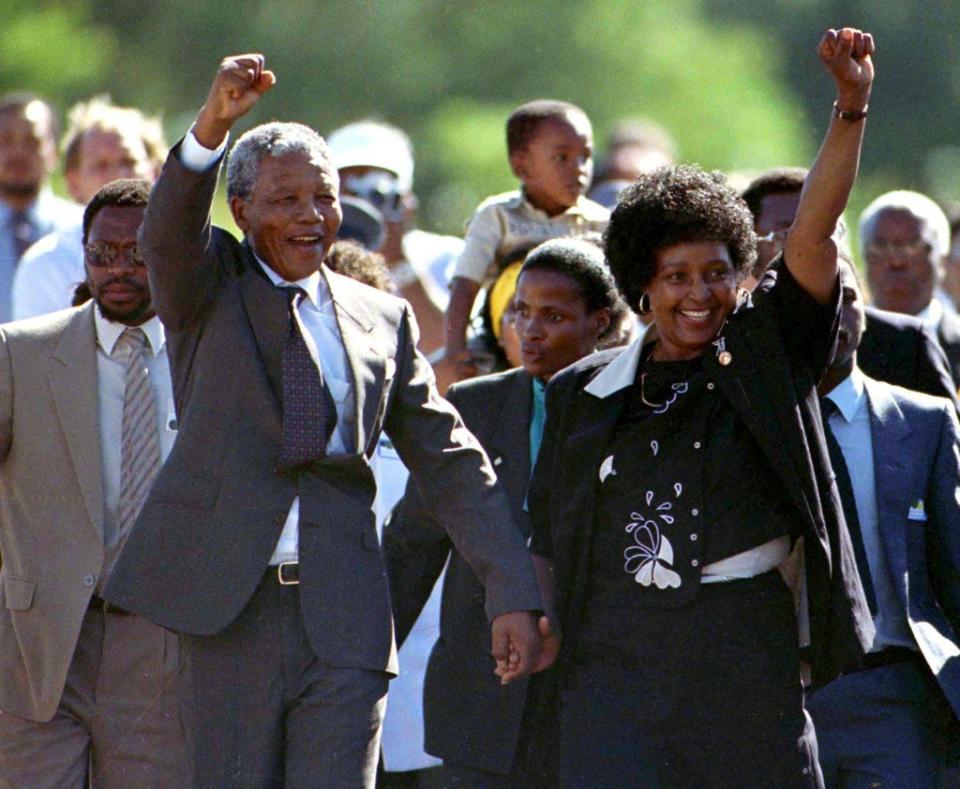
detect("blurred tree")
[0,0,115,108]
[82,0,808,233]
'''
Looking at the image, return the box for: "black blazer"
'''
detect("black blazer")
[528,264,874,690]
[384,368,536,775]
[859,306,959,409]
[938,309,960,388]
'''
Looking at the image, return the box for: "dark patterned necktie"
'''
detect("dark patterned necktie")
[278,287,337,471]
[820,397,877,613]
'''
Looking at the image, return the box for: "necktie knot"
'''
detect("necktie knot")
[115,327,148,358]
[284,286,306,310]
[819,396,839,422]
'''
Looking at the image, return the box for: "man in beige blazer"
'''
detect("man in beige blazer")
[0,179,185,787]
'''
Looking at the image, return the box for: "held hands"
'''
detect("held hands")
[194,54,276,149]
[818,28,874,108]
[491,610,542,685]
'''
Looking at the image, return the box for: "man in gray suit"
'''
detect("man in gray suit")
[0,179,184,787]
[104,55,543,787]
[808,254,960,787]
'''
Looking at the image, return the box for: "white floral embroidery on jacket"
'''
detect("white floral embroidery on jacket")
[623,489,682,589]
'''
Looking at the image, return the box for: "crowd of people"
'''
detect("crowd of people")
[0,23,958,789]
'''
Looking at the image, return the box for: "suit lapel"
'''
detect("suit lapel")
[48,304,104,537]
[324,268,382,455]
[237,243,286,405]
[864,377,911,595]
[486,370,533,491]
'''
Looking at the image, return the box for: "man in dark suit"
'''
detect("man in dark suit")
[808,256,960,787]
[742,168,958,405]
[103,54,542,787]
[860,188,960,388]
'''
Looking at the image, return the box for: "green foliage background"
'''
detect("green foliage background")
[5,0,959,250]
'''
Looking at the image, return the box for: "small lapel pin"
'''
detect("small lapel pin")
[493,456,503,467]
[718,351,732,366]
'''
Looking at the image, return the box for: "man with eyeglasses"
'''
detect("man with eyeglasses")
[741,169,958,405]
[0,178,185,786]
[860,190,960,387]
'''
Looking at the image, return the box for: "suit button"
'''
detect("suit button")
[82,574,95,587]
[690,533,698,542]
[168,418,178,430]
[693,441,702,450]
[690,559,699,568]
[707,382,715,390]
[691,508,699,516]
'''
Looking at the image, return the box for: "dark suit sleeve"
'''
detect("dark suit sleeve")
[916,325,960,410]
[384,305,541,621]
[926,402,960,632]
[138,141,228,331]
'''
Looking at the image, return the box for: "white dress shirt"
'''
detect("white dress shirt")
[179,129,358,566]
[94,309,177,587]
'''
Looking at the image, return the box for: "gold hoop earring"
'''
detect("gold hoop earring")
[638,293,651,315]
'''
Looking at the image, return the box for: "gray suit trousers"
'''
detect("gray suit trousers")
[178,571,389,788]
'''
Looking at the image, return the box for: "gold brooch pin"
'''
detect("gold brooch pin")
[718,351,732,366]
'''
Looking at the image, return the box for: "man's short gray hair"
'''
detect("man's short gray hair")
[226,122,334,199]
[859,190,950,260]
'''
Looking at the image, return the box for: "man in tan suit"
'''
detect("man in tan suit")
[0,179,185,787]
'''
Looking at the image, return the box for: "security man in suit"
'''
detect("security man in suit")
[808,253,960,787]
[0,179,184,787]
[103,55,543,787]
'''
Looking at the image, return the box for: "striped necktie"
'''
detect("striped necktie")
[116,327,161,539]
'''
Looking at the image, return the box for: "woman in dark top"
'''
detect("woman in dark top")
[528,28,876,788]
[384,239,626,787]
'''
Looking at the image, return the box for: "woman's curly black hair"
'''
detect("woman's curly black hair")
[603,165,757,311]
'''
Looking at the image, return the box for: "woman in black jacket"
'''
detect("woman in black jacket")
[528,28,876,788]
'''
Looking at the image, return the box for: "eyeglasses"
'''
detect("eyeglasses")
[756,228,790,244]
[864,238,931,259]
[84,241,146,268]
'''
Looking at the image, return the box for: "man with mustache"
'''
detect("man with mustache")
[0,178,185,786]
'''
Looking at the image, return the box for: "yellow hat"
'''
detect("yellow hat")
[488,261,523,340]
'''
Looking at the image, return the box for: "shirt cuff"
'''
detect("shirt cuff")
[179,127,228,172]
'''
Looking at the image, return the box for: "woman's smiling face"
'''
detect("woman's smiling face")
[645,240,738,361]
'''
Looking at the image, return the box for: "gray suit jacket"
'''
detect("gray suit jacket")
[104,145,540,674]
[862,375,960,716]
[0,303,107,721]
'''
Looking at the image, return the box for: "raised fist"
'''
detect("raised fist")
[819,28,874,105]
[194,54,276,148]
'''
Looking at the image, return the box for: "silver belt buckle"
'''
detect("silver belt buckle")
[278,561,299,585]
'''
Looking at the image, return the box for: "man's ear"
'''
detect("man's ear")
[229,195,250,234]
[509,149,528,180]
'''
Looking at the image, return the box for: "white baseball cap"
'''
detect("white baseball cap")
[326,121,414,193]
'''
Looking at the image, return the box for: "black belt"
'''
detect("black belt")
[851,646,922,673]
[267,561,300,585]
[88,595,131,615]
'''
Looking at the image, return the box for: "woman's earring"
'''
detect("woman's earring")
[638,293,651,315]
